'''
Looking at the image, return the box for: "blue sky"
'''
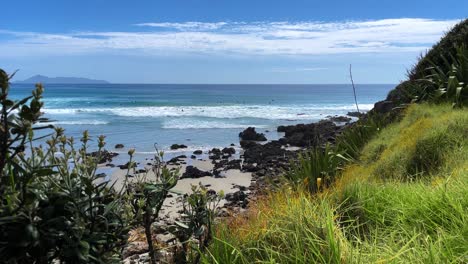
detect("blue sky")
[1,0,466,84]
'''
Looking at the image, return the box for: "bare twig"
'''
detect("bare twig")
[349,64,360,113]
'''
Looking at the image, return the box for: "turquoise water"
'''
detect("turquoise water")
[10,84,393,157]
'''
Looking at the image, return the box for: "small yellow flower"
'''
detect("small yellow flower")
[317,177,322,190]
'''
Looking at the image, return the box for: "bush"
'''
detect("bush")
[0,69,129,263]
[385,19,468,105]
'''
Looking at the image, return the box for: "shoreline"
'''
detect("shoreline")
[100,114,355,222]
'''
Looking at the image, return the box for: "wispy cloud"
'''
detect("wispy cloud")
[0,18,460,57]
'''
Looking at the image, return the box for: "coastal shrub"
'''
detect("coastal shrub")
[0,69,129,263]
[408,19,468,81]
[385,19,468,105]
[422,45,468,107]
[285,144,347,192]
[123,148,179,264]
[172,184,224,263]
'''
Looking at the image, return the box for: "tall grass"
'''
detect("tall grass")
[285,111,392,192]
[204,104,468,263]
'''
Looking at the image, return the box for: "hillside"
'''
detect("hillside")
[205,103,468,263]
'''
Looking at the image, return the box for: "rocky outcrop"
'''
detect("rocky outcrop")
[181,166,213,179]
[115,143,124,149]
[243,140,289,164]
[240,140,258,149]
[239,127,267,141]
[347,111,364,118]
[222,147,236,155]
[373,100,396,114]
[326,115,351,123]
[170,144,187,150]
[277,120,342,147]
[168,155,187,164]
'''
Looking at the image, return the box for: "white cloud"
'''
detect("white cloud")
[0,18,461,57]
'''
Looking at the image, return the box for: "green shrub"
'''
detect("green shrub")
[386,19,468,105]
[0,69,129,263]
[285,144,346,192]
[423,45,468,107]
[407,128,459,176]
[408,19,468,81]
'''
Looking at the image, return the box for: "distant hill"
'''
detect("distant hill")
[17,75,110,84]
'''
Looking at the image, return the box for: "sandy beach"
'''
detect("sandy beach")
[109,157,253,219]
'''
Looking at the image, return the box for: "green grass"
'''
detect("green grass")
[203,104,468,263]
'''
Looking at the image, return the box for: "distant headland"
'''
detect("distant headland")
[16,75,110,84]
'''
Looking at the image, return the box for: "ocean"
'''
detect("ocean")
[10,83,394,161]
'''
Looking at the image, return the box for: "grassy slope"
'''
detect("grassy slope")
[204,104,468,264]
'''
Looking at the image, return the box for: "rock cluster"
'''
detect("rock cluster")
[181,165,212,179]
[239,127,267,141]
[277,120,343,147]
[88,150,119,164]
[170,144,187,150]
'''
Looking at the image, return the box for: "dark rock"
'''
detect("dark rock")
[277,125,287,132]
[239,127,267,141]
[225,159,242,170]
[118,162,136,170]
[87,150,118,164]
[347,111,363,117]
[225,191,247,202]
[230,143,235,146]
[208,148,222,160]
[170,144,187,150]
[225,191,249,208]
[168,155,187,164]
[240,140,258,149]
[276,120,340,147]
[222,147,236,155]
[209,148,221,154]
[242,163,258,172]
[243,141,288,164]
[181,166,213,179]
[106,163,115,168]
[233,185,248,192]
[326,115,352,122]
[190,155,197,159]
[193,150,203,155]
[373,100,395,114]
[115,143,124,149]
[209,154,221,160]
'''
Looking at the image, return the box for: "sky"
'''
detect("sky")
[0,0,466,84]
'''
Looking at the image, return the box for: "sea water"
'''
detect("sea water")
[10,83,393,160]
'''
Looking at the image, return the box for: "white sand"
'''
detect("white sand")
[109,158,252,219]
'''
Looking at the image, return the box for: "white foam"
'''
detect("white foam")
[162,119,269,129]
[44,104,374,120]
[48,120,109,125]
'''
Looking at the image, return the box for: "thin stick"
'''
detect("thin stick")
[349,64,360,113]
